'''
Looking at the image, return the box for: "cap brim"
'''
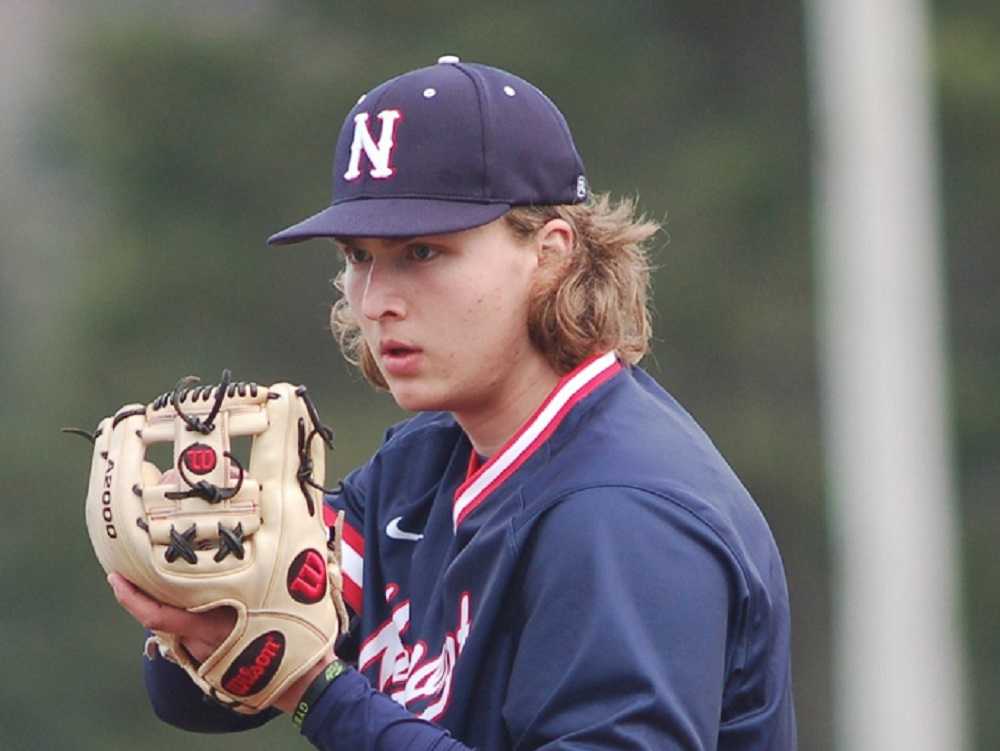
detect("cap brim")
[267,198,512,245]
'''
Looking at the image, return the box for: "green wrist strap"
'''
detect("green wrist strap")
[291,659,348,727]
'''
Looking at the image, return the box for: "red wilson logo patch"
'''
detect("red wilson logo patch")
[287,549,328,604]
[222,631,286,696]
[182,443,217,475]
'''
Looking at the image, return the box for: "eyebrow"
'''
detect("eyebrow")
[335,236,418,248]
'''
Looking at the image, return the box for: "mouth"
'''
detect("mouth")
[380,341,421,358]
[379,341,423,376]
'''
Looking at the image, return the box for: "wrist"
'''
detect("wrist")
[272,653,334,715]
[289,658,349,727]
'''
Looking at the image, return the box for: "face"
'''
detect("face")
[339,218,556,417]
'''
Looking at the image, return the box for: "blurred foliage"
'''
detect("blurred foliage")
[936,3,1000,746]
[1,0,996,749]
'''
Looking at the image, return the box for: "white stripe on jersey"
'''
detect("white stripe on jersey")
[452,351,617,528]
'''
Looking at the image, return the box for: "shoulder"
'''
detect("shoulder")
[515,363,790,620]
[506,366,795,732]
[565,365,739,481]
[533,364,770,543]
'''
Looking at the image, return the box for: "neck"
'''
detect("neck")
[453,360,561,459]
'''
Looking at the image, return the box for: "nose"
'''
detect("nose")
[359,260,405,322]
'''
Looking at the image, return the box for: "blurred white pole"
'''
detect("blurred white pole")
[805,1,968,750]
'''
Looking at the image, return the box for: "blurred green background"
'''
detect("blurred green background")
[1,1,996,749]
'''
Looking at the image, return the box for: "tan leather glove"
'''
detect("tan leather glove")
[81,371,349,714]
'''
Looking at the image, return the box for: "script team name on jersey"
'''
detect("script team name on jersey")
[357,591,472,721]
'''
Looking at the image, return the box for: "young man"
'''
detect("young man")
[111,57,797,749]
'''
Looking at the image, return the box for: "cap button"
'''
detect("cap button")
[437,55,460,64]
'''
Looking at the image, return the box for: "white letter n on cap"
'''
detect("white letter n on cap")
[344,110,402,181]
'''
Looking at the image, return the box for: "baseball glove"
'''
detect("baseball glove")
[75,370,349,714]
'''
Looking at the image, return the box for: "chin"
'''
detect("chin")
[388,384,449,413]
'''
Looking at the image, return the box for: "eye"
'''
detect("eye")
[408,244,438,262]
[343,247,372,265]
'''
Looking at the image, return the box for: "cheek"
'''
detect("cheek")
[484,267,533,320]
[458,284,510,329]
[457,278,533,352]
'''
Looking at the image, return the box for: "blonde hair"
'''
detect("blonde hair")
[330,193,660,389]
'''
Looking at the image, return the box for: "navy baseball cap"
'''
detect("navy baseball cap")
[267,56,588,244]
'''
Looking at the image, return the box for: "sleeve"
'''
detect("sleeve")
[503,486,739,751]
[144,656,475,749]
[299,668,473,750]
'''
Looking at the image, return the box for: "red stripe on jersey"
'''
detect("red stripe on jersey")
[453,352,621,529]
[341,519,365,555]
[343,576,363,615]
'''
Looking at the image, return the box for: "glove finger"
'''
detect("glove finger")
[84,417,114,554]
[155,466,238,487]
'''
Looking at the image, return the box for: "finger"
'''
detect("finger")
[107,573,200,634]
[160,468,180,485]
[140,461,162,487]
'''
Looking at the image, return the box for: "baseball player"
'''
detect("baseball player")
[110,57,797,749]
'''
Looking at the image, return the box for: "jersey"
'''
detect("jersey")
[144,352,796,749]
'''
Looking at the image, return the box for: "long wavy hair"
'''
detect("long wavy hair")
[330,193,660,389]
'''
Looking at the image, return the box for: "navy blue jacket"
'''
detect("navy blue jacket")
[146,353,796,749]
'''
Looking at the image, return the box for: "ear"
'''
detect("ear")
[534,218,574,265]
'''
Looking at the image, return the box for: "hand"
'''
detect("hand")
[107,572,235,664]
[108,573,337,714]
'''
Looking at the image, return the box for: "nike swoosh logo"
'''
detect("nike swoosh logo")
[386,516,424,541]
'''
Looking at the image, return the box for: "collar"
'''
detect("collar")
[452,351,621,530]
